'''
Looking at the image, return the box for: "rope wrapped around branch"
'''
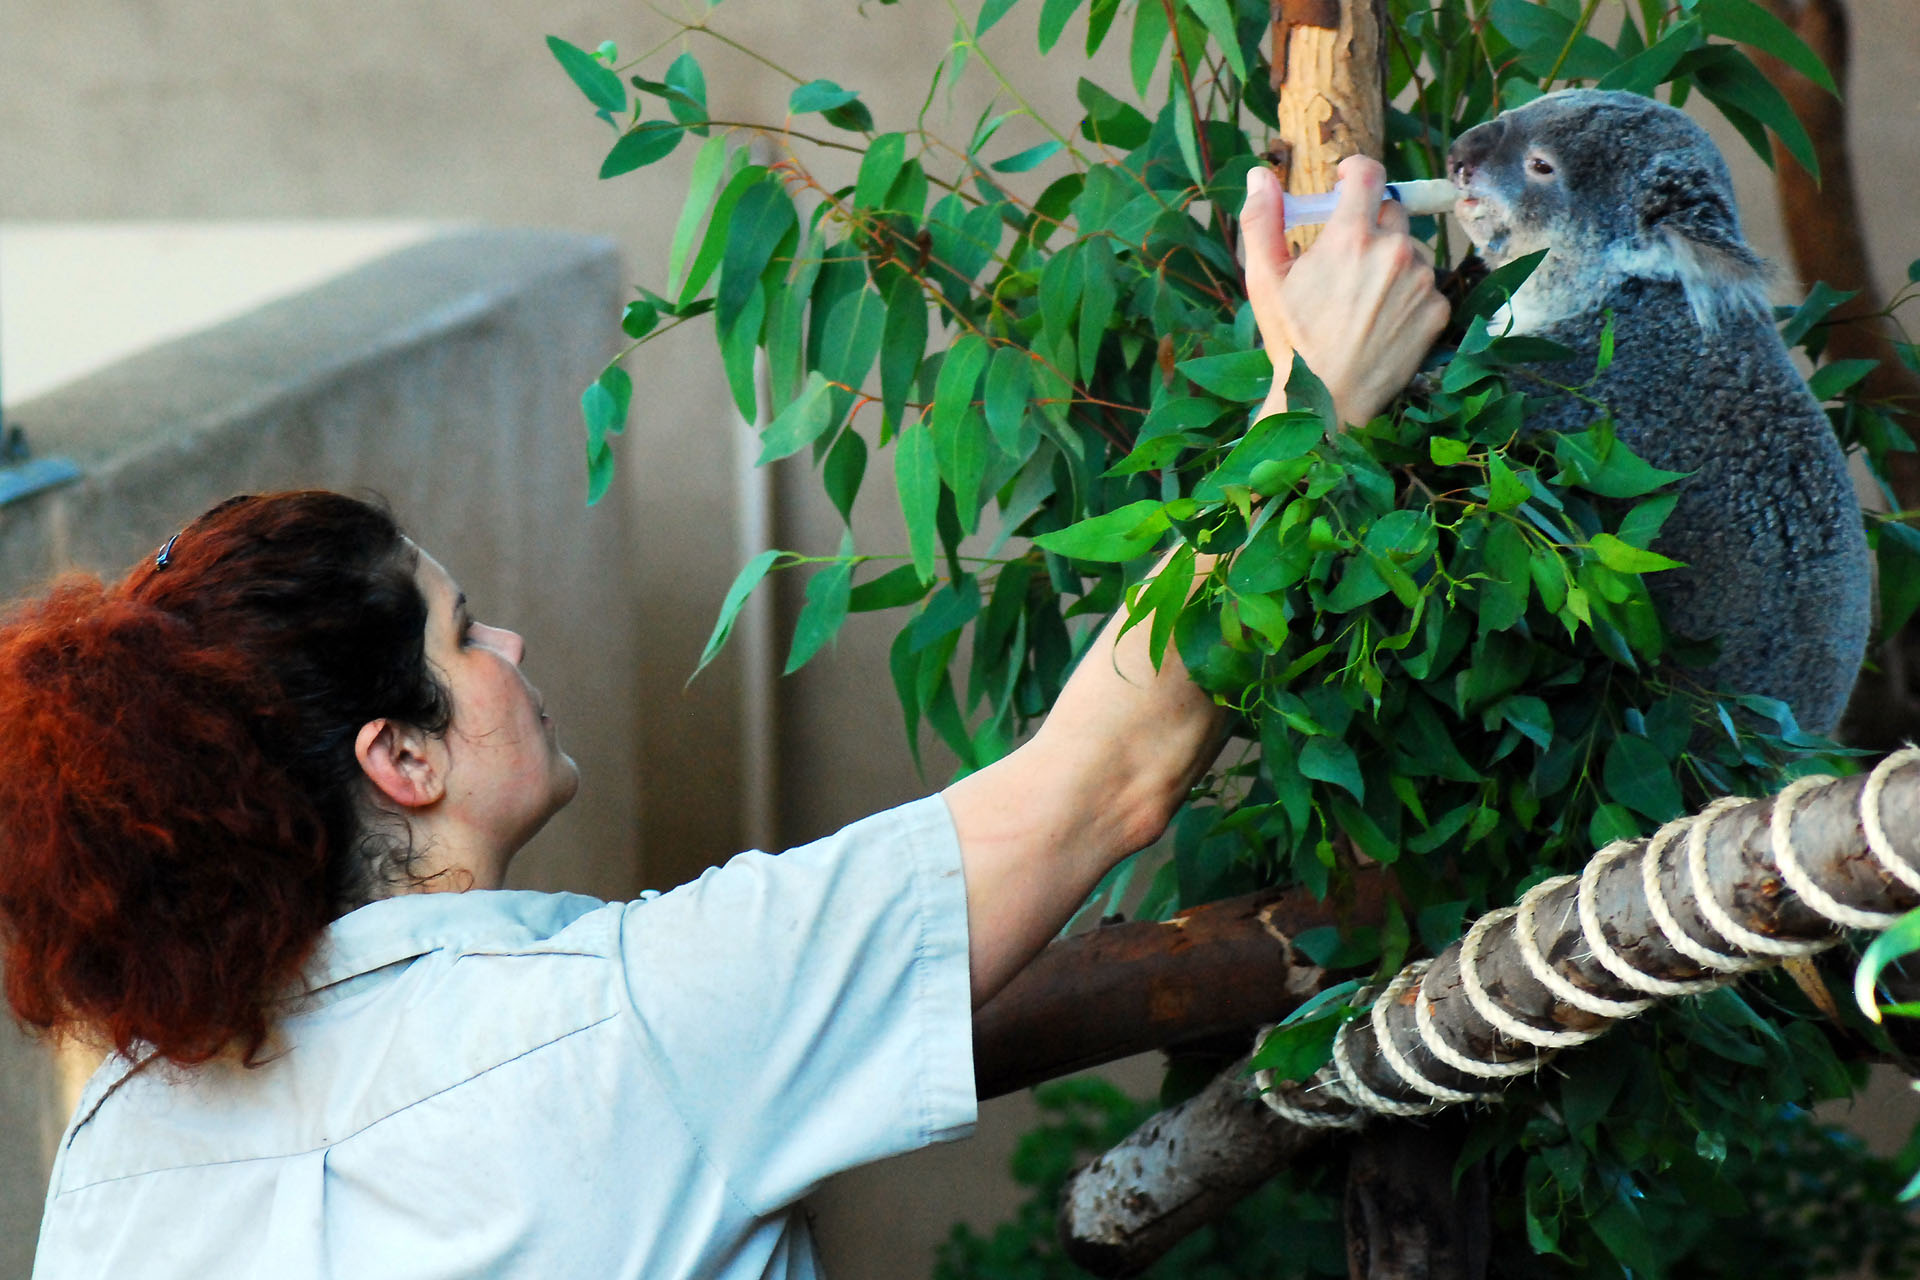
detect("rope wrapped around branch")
[1062,748,1920,1274]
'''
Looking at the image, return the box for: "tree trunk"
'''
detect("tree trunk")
[1344,1115,1489,1280]
[1269,0,1388,251]
[1062,748,1920,1272]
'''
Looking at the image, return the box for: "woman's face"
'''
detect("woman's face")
[412,547,580,858]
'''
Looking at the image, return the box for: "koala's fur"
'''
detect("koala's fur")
[1448,89,1870,734]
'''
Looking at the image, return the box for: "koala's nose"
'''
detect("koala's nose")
[1449,118,1506,184]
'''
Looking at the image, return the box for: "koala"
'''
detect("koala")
[1446,88,1870,735]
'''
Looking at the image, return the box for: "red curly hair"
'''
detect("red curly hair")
[0,492,449,1066]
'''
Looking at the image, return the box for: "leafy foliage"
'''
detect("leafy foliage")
[552,2,1920,1275]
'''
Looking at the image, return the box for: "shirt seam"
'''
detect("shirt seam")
[54,1010,621,1197]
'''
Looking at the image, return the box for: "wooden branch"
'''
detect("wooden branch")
[1062,749,1920,1273]
[973,874,1387,1099]
[1270,0,1388,251]
[1060,1048,1330,1276]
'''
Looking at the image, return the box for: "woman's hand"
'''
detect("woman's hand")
[1242,154,1451,427]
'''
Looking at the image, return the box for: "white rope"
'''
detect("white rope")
[1412,964,1540,1079]
[1642,806,1766,974]
[1771,773,1906,930]
[1579,840,1723,997]
[1253,1074,1368,1129]
[1460,906,1606,1049]
[1687,791,1835,958]
[1330,1008,1445,1117]
[1515,875,1653,1018]
[1862,747,1920,897]
[1369,964,1500,1105]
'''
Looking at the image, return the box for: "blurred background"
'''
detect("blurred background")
[2,1,1917,1276]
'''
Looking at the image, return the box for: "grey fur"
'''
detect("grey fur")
[1448,89,1869,733]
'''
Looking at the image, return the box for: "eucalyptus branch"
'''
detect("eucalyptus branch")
[1539,0,1608,87]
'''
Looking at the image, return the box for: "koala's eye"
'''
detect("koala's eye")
[1527,155,1556,177]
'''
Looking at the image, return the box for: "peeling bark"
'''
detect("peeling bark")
[1270,0,1388,251]
[1063,752,1920,1272]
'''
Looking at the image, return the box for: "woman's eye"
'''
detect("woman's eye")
[1527,156,1555,176]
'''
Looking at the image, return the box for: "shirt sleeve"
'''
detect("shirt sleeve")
[615,794,977,1214]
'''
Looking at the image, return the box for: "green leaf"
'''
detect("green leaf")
[879,276,928,431]
[581,365,631,454]
[601,122,685,178]
[790,79,861,114]
[666,137,734,298]
[546,35,626,113]
[824,428,867,525]
[1487,453,1528,512]
[664,51,709,129]
[1183,0,1247,82]
[1248,1014,1340,1082]
[1596,17,1702,95]
[1856,908,1920,1022]
[1689,45,1819,178]
[1298,736,1364,803]
[931,334,992,442]
[850,562,932,612]
[1806,357,1879,401]
[1038,0,1085,54]
[1460,250,1548,322]
[977,0,1022,36]
[1694,0,1838,95]
[1603,733,1684,822]
[717,179,796,329]
[1590,532,1685,574]
[1033,500,1169,562]
[586,440,616,506]
[697,548,784,674]
[991,139,1064,173]
[1877,520,1920,638]
[983,347,1035,456]
[1178,348,1272,403]
[895,420,942,583]
[1129,0,1170,97]
[757,371,837,464]
[786,559,855,673]
[855,133,909,209]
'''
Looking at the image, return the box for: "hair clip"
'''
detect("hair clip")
[155,533,180,570]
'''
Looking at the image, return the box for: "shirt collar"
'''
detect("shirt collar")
[301,889,608,992]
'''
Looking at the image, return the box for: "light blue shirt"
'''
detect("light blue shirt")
[32,796,977,1279]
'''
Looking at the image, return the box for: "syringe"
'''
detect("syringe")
[1280,178,1458,226]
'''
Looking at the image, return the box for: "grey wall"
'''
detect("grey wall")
[4,1,1920,1277]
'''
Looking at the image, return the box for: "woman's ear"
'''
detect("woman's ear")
[355,718,448,810]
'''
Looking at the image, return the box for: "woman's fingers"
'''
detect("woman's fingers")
[1325,154,1388,237]
[1241,166,1294,289]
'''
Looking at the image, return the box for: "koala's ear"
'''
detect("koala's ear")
[1635,154,1771,330]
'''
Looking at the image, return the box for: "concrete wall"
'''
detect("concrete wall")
[0,229,636,1276]
[4,2,1920,1277]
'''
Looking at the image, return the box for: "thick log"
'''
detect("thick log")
[1270,0,1388,251]
[1063,749,1920,1272]
[973,874,1387,1099]
[1344,1115,1488,1280]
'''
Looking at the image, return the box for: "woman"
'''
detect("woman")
[4,159,1445,1278]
